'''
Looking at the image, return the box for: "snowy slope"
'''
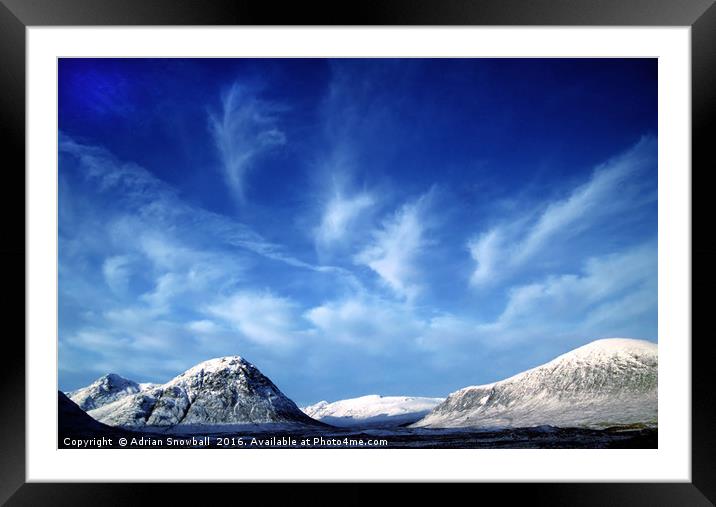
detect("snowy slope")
[412,338,657,429]
[302,395,444,427]
[66,373,154,411]
[86,356,320,431]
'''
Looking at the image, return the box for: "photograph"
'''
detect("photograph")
[57,57,658,450]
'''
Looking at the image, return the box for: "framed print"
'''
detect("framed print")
[2,0,714,503]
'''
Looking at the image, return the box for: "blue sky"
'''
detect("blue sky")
[58,58,657,405]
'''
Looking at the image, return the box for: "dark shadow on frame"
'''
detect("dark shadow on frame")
[1,0,713,504]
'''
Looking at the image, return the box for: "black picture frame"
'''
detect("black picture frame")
[1,0,713,504]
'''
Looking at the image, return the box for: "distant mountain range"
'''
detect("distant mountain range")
[302,395,444,427]
[64,338,657,432]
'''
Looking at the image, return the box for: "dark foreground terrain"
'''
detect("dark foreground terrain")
[58,424,657,449]
[60,391,656,449]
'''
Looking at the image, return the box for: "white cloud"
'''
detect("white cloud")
[355,191,433,300]
[187,320,220,334]
[482,242,657,343]
[305,295,422,349]
[208,83,286,202]
[416,313,479,352]
[138,234,190,271]
[467,229,503,287]
[141,272,181,310]
[418,242,657,351]
[315,190,374,248]
[513,143,650,265]
[102,255,132,294]
[58,126,657,394]
[61,319,211,381]
[66,329,130,350]
[103,306,163,327]
[205,292,298,346]
[60,135,353,278]
[468,137,656,287]
[59,135,374,380]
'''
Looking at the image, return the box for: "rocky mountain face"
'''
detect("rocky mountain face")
[412,338,657,429]
[79,356,320,431]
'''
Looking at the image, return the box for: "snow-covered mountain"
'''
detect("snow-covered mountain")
[66,373,156,411]
[83,356,320,431]
[412,338,657,430]
[302,395,444,427]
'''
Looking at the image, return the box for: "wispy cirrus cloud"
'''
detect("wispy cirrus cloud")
[354,189,435,301]
[205,291,300,347]
[315,188,375,251]
[468,137,657,287]
[101,255,133,294]
[420,241,657,352]
[301,239,656,363]
[58,135,358,383]
[467,229,503,287]
[59,135,347,276]
[58,133,657,387]
[305,294,421,349]
[57,59,660,405]
[187,320,219,334]
[208,83,286,202]
[486,242,657,336]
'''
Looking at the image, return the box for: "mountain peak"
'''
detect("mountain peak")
[67,373,142,411]
[85,354,319,431]
[173,355,251,378]
[413,337,657,430]
[564,337,656,356]
[97,372,135,385]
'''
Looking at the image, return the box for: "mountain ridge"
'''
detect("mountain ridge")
[412,338,657,429]
[302,394,444,427]
[65,338,657,432]
[80,355,321,431]
[67,373,154,411]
